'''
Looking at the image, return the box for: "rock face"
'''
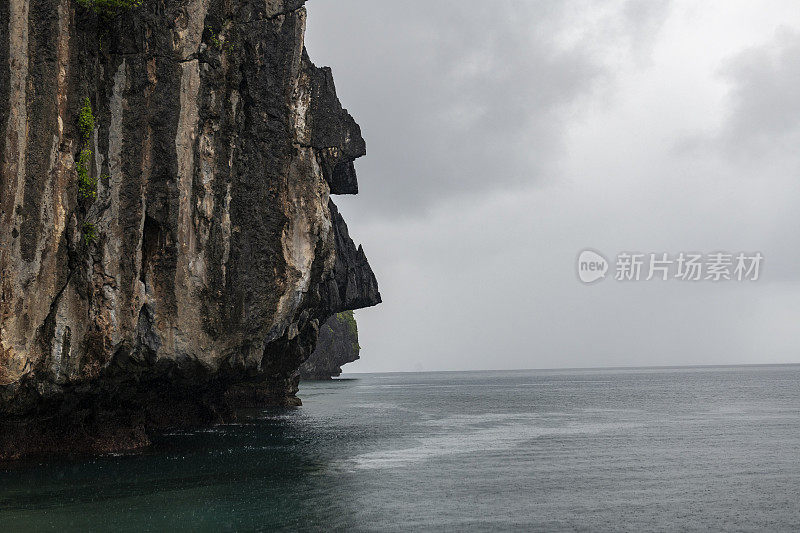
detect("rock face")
[0,0,380,459]
[299,311,360,380]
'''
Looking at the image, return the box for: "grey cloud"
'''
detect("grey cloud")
[306,1,614,219]
[305,2,800,374]
[719,29,800,155]
[622,0,671,65]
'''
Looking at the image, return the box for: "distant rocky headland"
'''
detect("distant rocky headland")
[0,0,380,459]
[300,311,360,380]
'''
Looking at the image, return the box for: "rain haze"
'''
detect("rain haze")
[305,0,800,373]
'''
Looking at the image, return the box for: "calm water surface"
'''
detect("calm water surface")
[2,366,800,531]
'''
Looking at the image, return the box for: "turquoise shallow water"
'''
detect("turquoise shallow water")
[2,365,800,531]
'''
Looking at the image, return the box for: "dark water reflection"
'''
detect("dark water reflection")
[0,400,360,530]
[2,367,800,531]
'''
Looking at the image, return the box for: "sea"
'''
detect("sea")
[1,365,800,531]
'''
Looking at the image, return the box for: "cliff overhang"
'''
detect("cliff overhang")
[0,0,380,459]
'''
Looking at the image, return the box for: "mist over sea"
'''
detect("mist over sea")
[2,366,800,531]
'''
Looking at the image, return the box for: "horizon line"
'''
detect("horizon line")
[339,361,800,376]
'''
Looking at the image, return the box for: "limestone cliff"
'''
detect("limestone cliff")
[0,0,380,459]
[299,311,359,380]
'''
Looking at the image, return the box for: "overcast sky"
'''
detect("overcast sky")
[305,0,800,373]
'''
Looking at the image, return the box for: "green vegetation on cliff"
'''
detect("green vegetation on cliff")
[78,98,94,141]
[76,0,142,16]
[336,310,360,351]
[75,98,98,246]
[76,148,97,201]
[82,222,98,245]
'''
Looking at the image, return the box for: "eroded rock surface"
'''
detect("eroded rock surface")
[299,311,360,380]
[0,0,380,459]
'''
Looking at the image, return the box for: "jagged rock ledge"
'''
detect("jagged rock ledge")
[0,0,380,459]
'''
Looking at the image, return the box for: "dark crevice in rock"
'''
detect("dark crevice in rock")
[140,215,162,285]
[0,0,9,213]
